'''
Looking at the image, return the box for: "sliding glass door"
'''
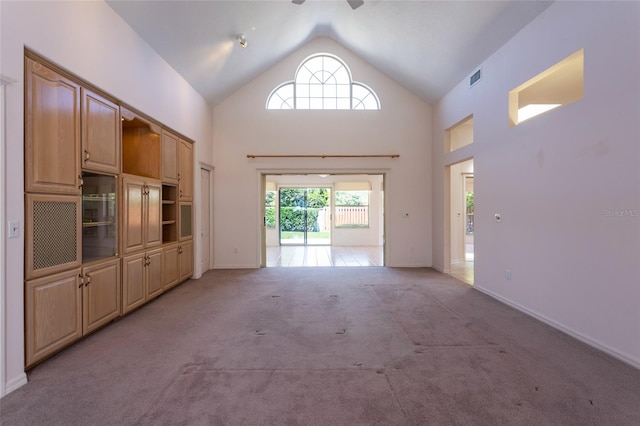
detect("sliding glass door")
[279,188,331,245]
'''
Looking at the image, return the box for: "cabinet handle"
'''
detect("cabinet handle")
[85,273,91,286]
[78,273,84,288]
[178,246,183,254]
[78,175,84,189]
[84,149,90,162]
[179,190,183,198]
[177,173,181,182]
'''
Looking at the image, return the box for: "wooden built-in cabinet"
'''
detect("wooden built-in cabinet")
[163,241,193,291]
[164,130,193,201]
[178,139,193,201]
[24,53,195,369]
[81,258,121,334]
[121,107,161,179]
[25,268,82,367]
[26,258,121,368]
[163,244,180,290]
[122,175,162,254]
[179,240,194,282]
[25,57,81,195]
[81,88,120,174]
[122,248,163,314]
[162,130,179,184]
[179,202,193,241]
[162,185,178,244]
[25,193,82,280]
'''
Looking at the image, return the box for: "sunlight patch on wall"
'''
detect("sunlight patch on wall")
[509,49,584,126]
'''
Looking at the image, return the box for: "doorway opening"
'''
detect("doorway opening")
[200,167,212,274]
[447,159,474,284]
[262,173,385,267]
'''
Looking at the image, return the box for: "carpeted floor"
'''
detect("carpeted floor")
[1,267,639,425]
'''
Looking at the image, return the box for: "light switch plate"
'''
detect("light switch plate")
[8,220,19,238]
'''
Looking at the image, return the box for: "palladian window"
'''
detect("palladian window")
[267,53,380,110]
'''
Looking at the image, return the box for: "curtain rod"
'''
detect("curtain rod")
[247,154,399,159]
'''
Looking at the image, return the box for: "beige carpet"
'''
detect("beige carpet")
[1,267,639,425]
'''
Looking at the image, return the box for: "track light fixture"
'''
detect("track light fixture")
[237,34,247,48]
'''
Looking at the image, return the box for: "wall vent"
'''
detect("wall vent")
[469,68,482,88]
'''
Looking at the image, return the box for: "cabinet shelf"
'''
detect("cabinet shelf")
[161,184,178,243]
[83,221,115,228]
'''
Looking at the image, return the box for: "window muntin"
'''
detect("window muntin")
[266,53,380,110]
[352,82,380,110]
[266,82,294,110]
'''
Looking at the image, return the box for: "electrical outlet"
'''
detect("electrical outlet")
[505,269,511,280]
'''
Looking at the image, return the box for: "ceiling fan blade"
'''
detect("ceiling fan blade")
[347,0,364,9]
[292,0,305,5]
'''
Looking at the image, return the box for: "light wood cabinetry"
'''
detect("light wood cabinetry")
[25,258,121,367]
[163,241,193,290]
[178,139,193,201]
[25,57,81,195]
[162,185,178,243]
[121,107,161,179]
[25,194,82,280]
[179,202,193,242]
[162,244,180,290]
[82,258,121,335]
[122,247,163,314]
[122,175,162,254]
[162,130,179,184]
[26,269,83,368]
[179,240,194,282]
[81,88,120,174]
[24,53,196,369]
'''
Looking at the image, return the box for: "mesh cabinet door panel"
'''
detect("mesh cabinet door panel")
[26,194,82,279]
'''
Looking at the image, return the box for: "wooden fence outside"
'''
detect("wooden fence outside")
[334,206,368,227]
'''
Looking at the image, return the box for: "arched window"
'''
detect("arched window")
[266,53,380,110]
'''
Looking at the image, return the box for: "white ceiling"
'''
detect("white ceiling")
[106,0,554,107]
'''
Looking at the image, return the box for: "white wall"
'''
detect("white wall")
[213,38,432,268]
[432,1,640,367]
[0,0,213,396]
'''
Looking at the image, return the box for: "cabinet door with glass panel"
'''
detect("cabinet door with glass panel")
[82,172,118,263]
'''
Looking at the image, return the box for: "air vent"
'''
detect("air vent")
[469,68,482,88]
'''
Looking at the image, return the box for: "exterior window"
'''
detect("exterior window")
[335,190,369,228]
[266,83,294,110]
[265,190,276,228]
[267,53,380,110]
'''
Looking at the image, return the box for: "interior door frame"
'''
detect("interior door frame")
[444,157,474,275]
[258,169,389,268]
[199,163,214,275]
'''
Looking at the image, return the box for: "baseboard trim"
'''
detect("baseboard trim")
[213,264,259,269]
[3,372,28,397]
[474,285,640,370]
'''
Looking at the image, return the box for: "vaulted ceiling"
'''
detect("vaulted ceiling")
[106,0,554,107]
